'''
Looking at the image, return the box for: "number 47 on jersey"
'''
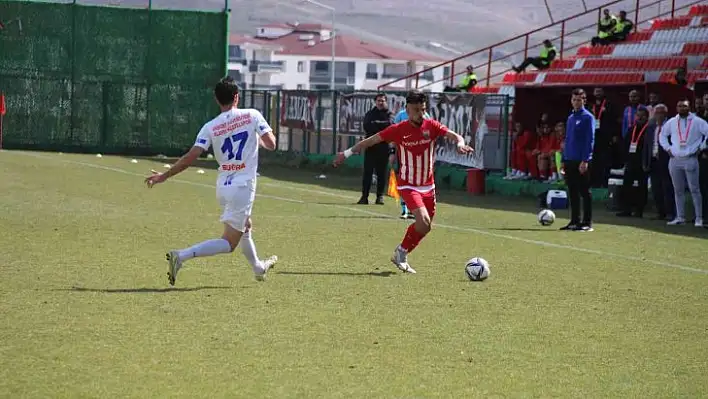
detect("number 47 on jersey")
[221,131,248,161]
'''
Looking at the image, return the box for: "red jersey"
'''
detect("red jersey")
[537,134,558,153]
[379,119,448,190]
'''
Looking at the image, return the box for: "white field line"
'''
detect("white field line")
[14,151,708,275]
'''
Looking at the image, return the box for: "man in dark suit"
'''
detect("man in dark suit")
[616,108,652,217]
[590,87,619,188]
[358,93,393,205]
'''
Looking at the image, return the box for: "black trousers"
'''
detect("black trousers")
[700,154,708,216]
[516,57,549,72]
[591,33,627,46]
[361,143,389,198]
[590,138,611,188]
[620,164,648,215]
[564,160,593,224]
[650,156,676,218]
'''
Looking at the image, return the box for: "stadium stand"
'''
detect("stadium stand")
[382,4,708,96]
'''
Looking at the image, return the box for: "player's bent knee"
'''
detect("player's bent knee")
[414,215,432,235]
[222,223,245,251]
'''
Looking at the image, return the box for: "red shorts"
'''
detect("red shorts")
[400,188,436,219]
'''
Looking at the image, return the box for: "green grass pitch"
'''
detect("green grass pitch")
[1,150,707,398]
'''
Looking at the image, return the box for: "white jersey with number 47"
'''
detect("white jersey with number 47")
[193,108,272,186]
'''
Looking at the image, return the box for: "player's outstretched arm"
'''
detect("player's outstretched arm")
[332,134,384,167]
[444,129,474,154]
[145,146,204,188]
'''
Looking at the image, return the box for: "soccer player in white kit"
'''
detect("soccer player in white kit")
[145,76,278,285]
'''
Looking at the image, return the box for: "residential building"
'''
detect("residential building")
[229,23,445,92]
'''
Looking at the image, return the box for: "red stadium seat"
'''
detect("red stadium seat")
[549,59,575,69]
[649,16,692,30]
[625,31,653,41]
[576,45,614,57]
[579,57,685,71]
[688,5,708,16]
[470,86,500,93]
[542,72,644,85]
[681,42,708,55]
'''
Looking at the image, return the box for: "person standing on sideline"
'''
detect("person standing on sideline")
[659,99,708,227]
[647,104,675,220]
[589,87,619,187]
[622,90,647,140]
[358,93,393,205]
[616,108,651,218]
[561,88,596,231]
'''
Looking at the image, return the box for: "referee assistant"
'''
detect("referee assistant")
[358,93,393,205]
[561,88,596,231]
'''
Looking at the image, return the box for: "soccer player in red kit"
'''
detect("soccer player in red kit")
[333,90,473,273]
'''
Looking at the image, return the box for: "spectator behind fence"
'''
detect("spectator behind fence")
[512,40,557,73]
[444,65,477,93]
[591,10,633,46]
[358,93,392,205]
[660,99,708,227]
[561,88,595,232]
[616,108,651,218]
[590,87,620,188]
[648,105,676,221]
[505,122,532,179]
[595,9,618,43]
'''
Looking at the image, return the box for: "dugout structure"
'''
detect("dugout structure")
[0,0,228,155]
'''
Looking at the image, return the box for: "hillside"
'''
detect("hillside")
[74,0,698,74]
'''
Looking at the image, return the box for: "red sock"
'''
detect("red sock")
[401,223,425,253]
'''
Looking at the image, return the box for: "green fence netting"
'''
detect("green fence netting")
[0,0,227,155]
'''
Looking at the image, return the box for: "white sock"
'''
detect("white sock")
[239,231,261,269]
[178,239,232,261]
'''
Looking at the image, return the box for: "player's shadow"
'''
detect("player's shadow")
[57,286,232,294]
[276,271,396,277]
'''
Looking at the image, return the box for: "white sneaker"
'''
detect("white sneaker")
[165,251,183,286]
[667,218,686,225]
[254,255,278,281]
[695,218,704,227]
[390,245,416,274]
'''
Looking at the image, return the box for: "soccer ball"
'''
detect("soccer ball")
[465,257,490,281]
[537,209,556,226]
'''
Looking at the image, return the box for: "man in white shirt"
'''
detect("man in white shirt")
[144,76,278,285]
[659,99,708,227]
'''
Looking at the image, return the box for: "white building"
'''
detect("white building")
[228,23,448,92]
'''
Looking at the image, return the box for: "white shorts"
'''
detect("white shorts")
[216,178,256,232]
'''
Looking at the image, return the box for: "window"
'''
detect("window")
[365,63,378,79]
[421,65,434,80]
[313,61,329,72]
[297,61,305,73]
[443,66,451,79]
[228,45,243,60]
[382,63,406,78]
[296,84,304,90]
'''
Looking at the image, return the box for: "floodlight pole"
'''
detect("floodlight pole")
[305,0,336,92]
